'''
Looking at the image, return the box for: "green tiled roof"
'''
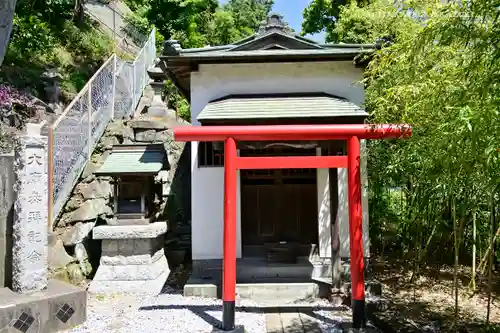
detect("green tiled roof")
[95,145,166,175]
[197,95,368,121]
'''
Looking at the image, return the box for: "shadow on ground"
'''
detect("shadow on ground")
[138,304,346,331]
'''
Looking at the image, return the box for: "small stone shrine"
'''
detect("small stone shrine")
[89,143,171,293]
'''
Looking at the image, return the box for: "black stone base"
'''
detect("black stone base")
[211,325,245,333]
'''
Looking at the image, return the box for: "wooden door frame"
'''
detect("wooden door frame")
[240,146,319,256]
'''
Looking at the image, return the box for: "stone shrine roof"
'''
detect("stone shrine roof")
[95,144,166,175]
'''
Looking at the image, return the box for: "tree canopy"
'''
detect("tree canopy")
[146,0,274,48]
[301,0,370,42]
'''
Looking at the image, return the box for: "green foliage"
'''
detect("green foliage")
[165,80,190,121]
[124,12,151,44]
[9,14,54,57]
[2,0,114,96]
[332,0,426,44]
[301,0,370,42]
[141,0,273,119]
[146,0,218,48]
[123,10,164,53]
[122,0,150,11]
[223,0,273,32]
[207,9,244,46]
[481,324,500,333]
[146,0,273,48]
[331,0,500,273]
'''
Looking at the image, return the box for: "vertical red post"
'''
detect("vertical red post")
[347,136,366,329]
[223,137,237,331]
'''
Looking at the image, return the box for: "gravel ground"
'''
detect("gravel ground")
[66,288,353,333]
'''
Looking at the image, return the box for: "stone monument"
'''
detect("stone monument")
[12,122,49,293]
[0,123,87,332]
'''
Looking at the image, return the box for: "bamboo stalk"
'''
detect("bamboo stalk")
[452,195,459,332]
[471,210,476,291]
[486,196,494,324]
[477,225,500,274]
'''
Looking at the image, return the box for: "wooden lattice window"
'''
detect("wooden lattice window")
[198,142,224,167]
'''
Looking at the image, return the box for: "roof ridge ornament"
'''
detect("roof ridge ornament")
[258,13,292,35]
[163,39,182,56]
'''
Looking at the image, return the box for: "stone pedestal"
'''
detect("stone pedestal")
[89,222,170,293]
[148,81,168,117]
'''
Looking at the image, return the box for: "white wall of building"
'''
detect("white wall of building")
[316,162,369,258]
[190,61,369,261]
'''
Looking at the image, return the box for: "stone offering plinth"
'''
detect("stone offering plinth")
[89,222,170,293]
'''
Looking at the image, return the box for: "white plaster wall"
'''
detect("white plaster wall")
[190,61,367,260]
[337,153,370,259]
[317,168,331,257]
[317,167,370,259]
[191,153,242,260]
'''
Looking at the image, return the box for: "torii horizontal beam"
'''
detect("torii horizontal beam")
[174,124,411,142]
[236,155,348,169]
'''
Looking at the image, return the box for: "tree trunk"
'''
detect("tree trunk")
[74,0,85,26]
[0,0,18,66]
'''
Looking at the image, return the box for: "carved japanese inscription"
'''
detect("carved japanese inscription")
[12,132,49,293]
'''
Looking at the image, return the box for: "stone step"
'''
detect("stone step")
[312,277,382,297]
[237,282,324,301]
[184,280,329,301]
[311,263,374,282]
[193,258,315,281]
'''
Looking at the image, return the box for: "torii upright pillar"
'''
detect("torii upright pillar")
[222,137,238,330]
[347,135,365,328]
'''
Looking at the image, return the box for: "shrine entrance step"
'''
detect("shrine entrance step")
[184,281,330,301]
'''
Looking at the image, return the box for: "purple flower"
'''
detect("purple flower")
[0,84,34,117]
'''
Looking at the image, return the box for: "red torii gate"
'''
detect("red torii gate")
[174,124,412,331]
